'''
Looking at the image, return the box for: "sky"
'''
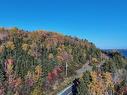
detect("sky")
[0,0,127,49]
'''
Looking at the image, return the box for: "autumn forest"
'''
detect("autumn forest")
[0,27,127,95]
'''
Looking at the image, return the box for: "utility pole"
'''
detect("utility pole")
[89,55,92,64]
[66,62,68,76]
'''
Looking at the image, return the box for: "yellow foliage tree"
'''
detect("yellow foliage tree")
[102,72,114,90]
[6,58,14,74]
[90,71,97,82]
[6,41,15,50]
[92,58,98,64]
[48,53,54,60]
[89,71,114,95]
[33,65,42,81]
[22,43,29,51]
[31,87,43,95]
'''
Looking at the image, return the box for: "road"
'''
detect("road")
[76,61,92,78]
[57,60,124,95]
[57,85,73,95]
[57,61,92,95]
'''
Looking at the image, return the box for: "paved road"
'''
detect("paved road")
[76,61,92,78]
[57,60,108,95]
[57,85,73,95]
[57,61,92,95]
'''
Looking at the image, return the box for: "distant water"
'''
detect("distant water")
[118,50,127,57]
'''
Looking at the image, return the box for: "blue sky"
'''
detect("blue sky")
[0,0,127,49]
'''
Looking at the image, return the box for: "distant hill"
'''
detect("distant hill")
[103,49,127,57]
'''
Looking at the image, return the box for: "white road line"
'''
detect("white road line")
[67,91,72,95]
[57,85,72,95]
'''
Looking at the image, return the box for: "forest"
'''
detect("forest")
[0,27,127,95]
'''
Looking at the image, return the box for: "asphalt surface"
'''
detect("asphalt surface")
[57,61,92,95]
[57,85,73,95]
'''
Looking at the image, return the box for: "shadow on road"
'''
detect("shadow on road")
[72,78,80,95]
